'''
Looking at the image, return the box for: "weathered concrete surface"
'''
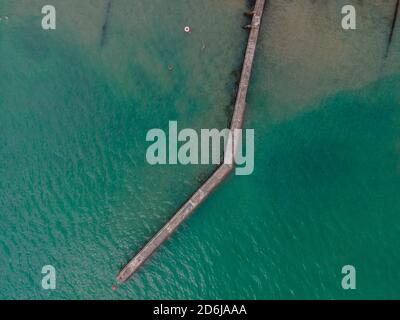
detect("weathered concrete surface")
[117,0,266,283]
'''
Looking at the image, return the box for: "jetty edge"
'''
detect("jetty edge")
[117,0,267,284]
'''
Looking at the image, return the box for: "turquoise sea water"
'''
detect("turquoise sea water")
[1,0,400,299]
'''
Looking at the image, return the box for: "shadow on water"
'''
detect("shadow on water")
[224,67,242,125]
[385,0,399,58]
[245,0,256,10]
[100,0,113,48]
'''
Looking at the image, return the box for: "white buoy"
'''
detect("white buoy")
[184,26,191,33]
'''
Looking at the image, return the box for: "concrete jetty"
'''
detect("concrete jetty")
[117,0,266,283]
